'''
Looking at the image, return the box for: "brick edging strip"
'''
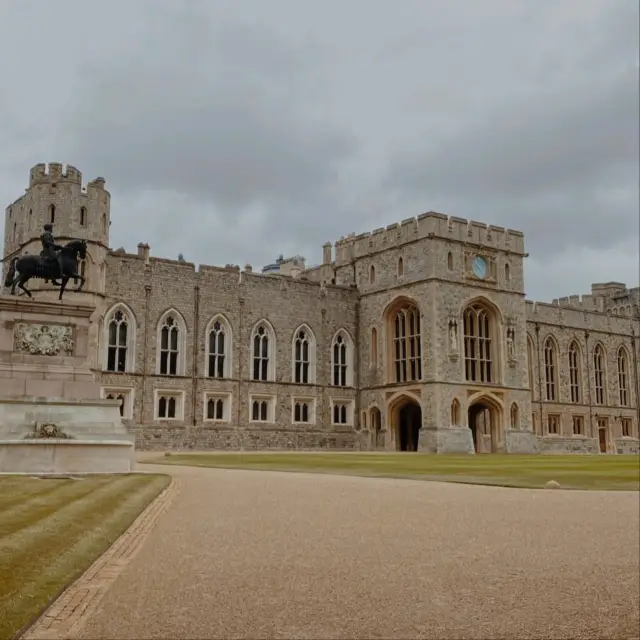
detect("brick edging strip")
[22,476,181,640]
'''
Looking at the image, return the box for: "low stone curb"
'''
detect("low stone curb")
[21,477,181,640]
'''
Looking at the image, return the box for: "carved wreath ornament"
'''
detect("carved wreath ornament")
[25,422,73,440]
[13,323,74,357]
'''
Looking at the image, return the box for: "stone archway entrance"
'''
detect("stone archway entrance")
[392,398,422,452]
[468,401,499,453]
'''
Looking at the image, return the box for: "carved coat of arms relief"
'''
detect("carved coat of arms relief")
[13,323,74,356]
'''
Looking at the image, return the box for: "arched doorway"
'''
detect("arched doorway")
[468,401,499,453]
[392,398,422,452]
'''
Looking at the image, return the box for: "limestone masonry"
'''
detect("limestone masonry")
[3,163,639,453]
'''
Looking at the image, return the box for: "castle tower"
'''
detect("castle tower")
[3,162,111,302]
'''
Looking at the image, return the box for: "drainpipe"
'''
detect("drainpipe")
[141,284,151,423]
[632,327,640,435]
[192,285,200,426]
[535,323,543,435]
[237,296,244,450]
[585,330,594,441]
[354,284,361,449]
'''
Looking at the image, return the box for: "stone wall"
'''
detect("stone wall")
[3,162,639,454]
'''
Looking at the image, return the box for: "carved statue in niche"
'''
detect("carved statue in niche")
[506,326,515,360]
[448,318,458,352]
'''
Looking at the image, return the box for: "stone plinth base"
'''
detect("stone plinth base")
[0,439,134,474]
[0,396,135,474]
[1,293,136,475]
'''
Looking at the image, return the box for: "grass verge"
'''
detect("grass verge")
[147,452,640,491]
[0,473,170,640]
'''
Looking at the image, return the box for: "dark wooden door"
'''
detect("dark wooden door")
[598,428,607,453]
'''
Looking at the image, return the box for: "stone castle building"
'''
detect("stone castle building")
[3,163,639,454]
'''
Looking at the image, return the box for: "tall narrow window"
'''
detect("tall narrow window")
[397,257,404,276]
[251,322,275,382]
[543,338,557,401]
[504,263,510,283]
[80,206,87,226]
[333,333,348,386]
[568,341,581,403]
[107,309,128,372]
[463,303,493,383]
[617,347,629,406]
[369,264,376,284]
[207,321,226,378]
[49,204,55,224]
[331,330,353,387]
[102,213,107,234]
[293,329,310,383]
[593,344,606,405]
[447,252,453,270]
[391,304,422,382]
[160,315,180,375]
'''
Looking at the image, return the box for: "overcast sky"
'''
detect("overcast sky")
[0,0,638,301]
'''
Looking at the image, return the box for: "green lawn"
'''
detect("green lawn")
[0,473,171,640]
[148,452,640,491]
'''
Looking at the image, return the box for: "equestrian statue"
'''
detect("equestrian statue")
[2,223,87,301]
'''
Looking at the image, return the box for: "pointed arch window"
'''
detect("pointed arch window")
[391,304,422,383]
[207,397,224,420]
[617,347,629,406]
[206,316,232,378]
[369,264,376,284]
[568,341,582,403]
[156,311,186,376]
[331,330,353,387]
[103,304,136,373]
[593,344,606,405]
[397,257,404,276]
[543,337,557,401]
[293,326,315,384]
[463,303,494,383]
[251,322,275,382]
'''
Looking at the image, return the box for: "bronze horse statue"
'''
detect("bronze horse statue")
[3,239,88,301]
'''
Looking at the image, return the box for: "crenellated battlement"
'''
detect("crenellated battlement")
[29,162,83,186]
[550,282,640,316]
[551,294,605,312]
[333,211,525,263]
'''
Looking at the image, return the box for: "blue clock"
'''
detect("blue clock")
[472,255,487,279]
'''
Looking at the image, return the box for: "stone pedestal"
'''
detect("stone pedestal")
[0,296,135,474]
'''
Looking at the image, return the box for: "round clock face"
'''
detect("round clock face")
[472,255,487,279]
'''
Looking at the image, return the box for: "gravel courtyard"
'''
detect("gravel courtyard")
[78,463,640,640]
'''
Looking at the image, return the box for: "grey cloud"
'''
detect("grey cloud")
[55,8,357,213]
[1,0,638,295]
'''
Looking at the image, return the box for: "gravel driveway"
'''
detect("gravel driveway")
[78,464,640,640]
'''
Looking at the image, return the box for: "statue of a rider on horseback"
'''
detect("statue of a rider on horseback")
[40,223,65,285]
[2,224,87,301]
